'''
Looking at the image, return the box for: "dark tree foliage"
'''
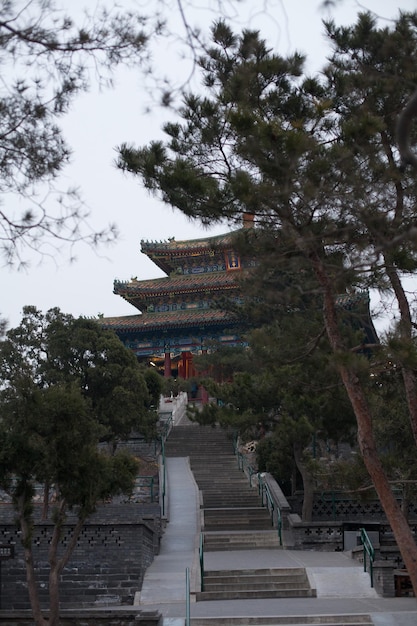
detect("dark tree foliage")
[193,303,357,521]
[0,306,156,626]
[0,0,153,267]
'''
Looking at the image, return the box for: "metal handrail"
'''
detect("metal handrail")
[161,437,166,517]
[360,527,375,587]
[199,532,205,591]
[135,476,155,502]
[185,567,190,626]
[236,451,257,486]
[258,474,283,546]
[157,413,174,518]
[160,414,174,441]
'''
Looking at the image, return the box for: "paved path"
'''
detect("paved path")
[136,455,417,625]
[135,457,200,606]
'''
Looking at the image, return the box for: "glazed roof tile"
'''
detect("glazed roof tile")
[114,271,239,297]
[101,308,235,332]
[140,230,236,254]
[140,229,242,273]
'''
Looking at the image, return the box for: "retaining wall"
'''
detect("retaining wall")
[0,504,161,611]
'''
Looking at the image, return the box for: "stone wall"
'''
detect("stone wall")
[287,514,344,551]
[288,491,417,522]
[0,610,162,625]
[0,503,161,611]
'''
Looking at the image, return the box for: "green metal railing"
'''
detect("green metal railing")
[258,473,283,546]
[159,436,167,517]
[360,527,375,587]
[135,476,155,502]
[185,567,190,626]
[160,414,174,441]
[233,433,283,545]
[236,451,257,487]
[199,532,205,591]
[156,414,173,518]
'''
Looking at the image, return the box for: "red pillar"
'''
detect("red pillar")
[180,351,194,379]
[182,351,188,379]
[164,352,172,378]
[201,386,209,404]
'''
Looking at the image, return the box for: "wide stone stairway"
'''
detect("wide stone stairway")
[165,424,317,604]
[136,421,417,625]
[165,424,281,551]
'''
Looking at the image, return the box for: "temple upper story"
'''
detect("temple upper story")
[101,222,378,378]
[101,229,249,370]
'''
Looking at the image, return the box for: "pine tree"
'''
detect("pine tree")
[117,15,417,592]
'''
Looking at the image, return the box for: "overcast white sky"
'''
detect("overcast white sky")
[3,0,417,330]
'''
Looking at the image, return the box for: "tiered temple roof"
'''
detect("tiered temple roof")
[100,309,233,332]
[101,227,378,366]
[101,230,245,361]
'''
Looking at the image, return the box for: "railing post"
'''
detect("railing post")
[258,473,283,546]
[161,436,166,517]
[199,533,205,592]
[185,567,190,626]
[363,542,367,573]
[360,527,374,588]
[260,479,265,506]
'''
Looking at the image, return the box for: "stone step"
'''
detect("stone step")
[203,508,270,518]
[204,576,307,590]
[203,531,281,551]
[196,587,315,601]
[204,517,271,532]
[197,568,315,601]
[194,467,248,472]
[165,448,233,456]
[194,466,242,471]
[192,471,245,478]
[190,616,373,626]
[197,481,249,488]
[202,488,259,495]
[203,500,262,508]
[204,567,306,577]
[190,468,244,472]
[200,486,255,492]
[165,437,232,444]
[202,494,260,500]
[203,507,272,531]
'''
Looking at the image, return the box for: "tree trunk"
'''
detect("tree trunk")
[48,502,86,626]
[401,485,410,522]
[48,566,61,626]
[311,251,417,596]
[293,441,314,522]
[385,261,417,446]
[42,481,50,520]
[17,495,47,626]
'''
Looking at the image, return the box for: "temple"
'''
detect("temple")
[101,228,251,379]
[101,222,378,380]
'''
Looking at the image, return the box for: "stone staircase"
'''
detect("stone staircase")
[164,424,280,550]
[196,567,316,601]
[165,425,315,602]
[162,424,376,626]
